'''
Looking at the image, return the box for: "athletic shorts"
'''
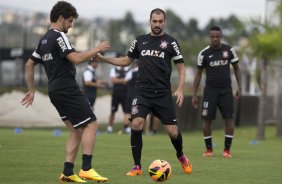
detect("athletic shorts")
[130,93,177,125]
[111,91,129,113]
[201,86,234,120]
[49,87,96,129]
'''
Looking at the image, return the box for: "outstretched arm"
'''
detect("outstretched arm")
[67,41,110,64]
[174,63,186,108]
[96,53,134,67]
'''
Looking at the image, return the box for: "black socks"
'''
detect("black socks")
[82,154,92,171]
[170,131,183,158]
[131,129,143,168]
[63,162,74,176]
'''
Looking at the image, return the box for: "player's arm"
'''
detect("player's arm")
[191,68,203,109]
[67,41,110,64]
[96,53,134,67]
[83,71,108,87]
[21,59,37,108]
[174,63,186,108]
[232,62,242,100]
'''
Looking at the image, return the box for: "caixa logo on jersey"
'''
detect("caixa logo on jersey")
[141,50,164,58]
[209,60,228,67]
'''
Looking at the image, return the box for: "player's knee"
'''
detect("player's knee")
[131,118,145,130]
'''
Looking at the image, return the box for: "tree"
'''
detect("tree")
[250,0,282,139]
[165,9,187,40]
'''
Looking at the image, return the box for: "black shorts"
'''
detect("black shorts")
[111,91,129,113]
[49,87,96,128]
[201,86,234,120]
[130,93,177,125]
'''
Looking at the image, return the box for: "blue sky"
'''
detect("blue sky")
[0,0,267,27]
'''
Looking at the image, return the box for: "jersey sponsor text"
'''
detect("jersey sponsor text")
[171,41,180,55]
[141,50,164,58]
[42,53,53,61]
[57,37,67,52]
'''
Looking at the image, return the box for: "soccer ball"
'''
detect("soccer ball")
[148,159,172,182]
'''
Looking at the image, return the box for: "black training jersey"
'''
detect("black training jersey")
[30,29,77,92]
[197,43,239,88]
[127,33,184,97]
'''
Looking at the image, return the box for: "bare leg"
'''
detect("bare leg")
[144,114,152,134]
[64,120,82,163]
[107,113,115,132]
[224,118,234,151]
[203,120,212,137]
[81,121,98,155]
[224,119,234,135]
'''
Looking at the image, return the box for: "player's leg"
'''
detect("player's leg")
[154,94,192,174]
[50,89,100,182]
[126,95,149,176]
[202,120,213,157]
[64,120,82,174]
[201,86,218,157]
[60,88,108,182]
[219,88,234,158]
[78,121,108,182]
[107,93,118,133]
[122,95,131,133]
[152,116,159,134]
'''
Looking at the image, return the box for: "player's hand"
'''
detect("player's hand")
[191,96,199,109]
[174,90,184,108]
[95,53,104,62]
[235,89,241,100]
[21,91,35,108]
[97,41,110,53]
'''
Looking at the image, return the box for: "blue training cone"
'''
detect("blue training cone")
[249,140,258,145]
[53,129,62,137]
[14,128,23,134]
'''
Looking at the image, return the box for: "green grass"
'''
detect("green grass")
[0,126,281,184]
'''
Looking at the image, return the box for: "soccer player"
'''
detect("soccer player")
[191,26,241,158]
[106,55,131,134]
[96,8,192,176]
[82,57,108,110]
[21,1,110,182]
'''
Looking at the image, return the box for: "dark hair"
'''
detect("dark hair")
[50,1,79,22]
[210,26,222,32]
[88,57,97,64]
[150,8,166,20]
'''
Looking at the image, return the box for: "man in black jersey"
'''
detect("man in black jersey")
[82,57,108,110]
[21,1,110,182]
[191,26,241,158]
[96,8,192,176]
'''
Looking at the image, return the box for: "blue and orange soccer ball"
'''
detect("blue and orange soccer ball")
[148,159,172,182]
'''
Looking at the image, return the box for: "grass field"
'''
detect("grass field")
[0,125,281,184]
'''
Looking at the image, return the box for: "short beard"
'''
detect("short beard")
[151,28,162,35]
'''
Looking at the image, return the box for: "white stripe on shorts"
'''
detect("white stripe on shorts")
[73,117,91,128]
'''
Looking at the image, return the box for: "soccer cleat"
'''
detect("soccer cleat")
[222,150,232,158]
[203,149,214,157]
[59,173,86,183]
[126,165,142,176]
[178,154,192,174]
[79,168,108,182]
